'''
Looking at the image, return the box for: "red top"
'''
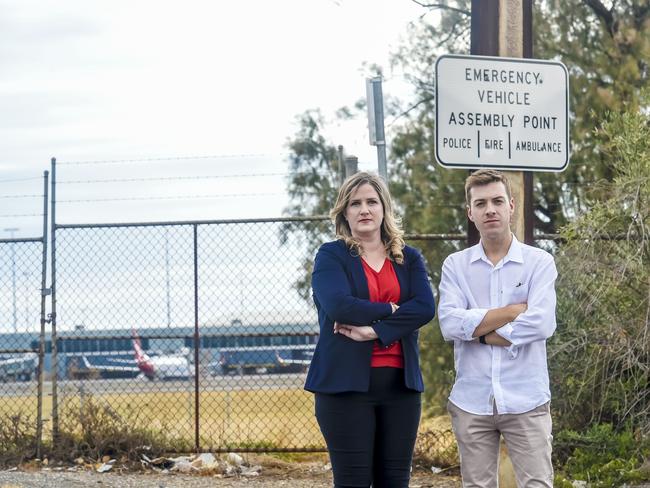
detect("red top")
[361,258,404,368]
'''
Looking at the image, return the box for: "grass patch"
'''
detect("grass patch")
[1,386,324,460]
[1,388,456,468]
[53,394,193,462]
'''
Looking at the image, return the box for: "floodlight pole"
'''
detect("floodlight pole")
[366,77,388,180]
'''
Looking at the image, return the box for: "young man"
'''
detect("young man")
[438,169,557,487]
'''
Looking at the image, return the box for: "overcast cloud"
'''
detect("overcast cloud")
[0,0,422,236]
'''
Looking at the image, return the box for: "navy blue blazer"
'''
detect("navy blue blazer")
[304,239,436,394]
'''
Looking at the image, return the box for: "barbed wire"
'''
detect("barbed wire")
[57,192,284,203]
[56,152,291,166]
[0,194,43,199]
[57,171,331,185]
[0,176,44,184]
[0,213,43,219]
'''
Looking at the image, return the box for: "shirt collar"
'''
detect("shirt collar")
[470,234,524,266]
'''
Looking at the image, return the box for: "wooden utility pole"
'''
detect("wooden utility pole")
[469,1,533,485]
[469,0,534,246]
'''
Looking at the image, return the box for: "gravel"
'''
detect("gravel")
[0,453,461,488]
[0,468,461,488]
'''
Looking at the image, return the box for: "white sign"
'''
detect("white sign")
[435,54,569,172]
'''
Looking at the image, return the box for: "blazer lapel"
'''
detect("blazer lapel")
[349,252,370,299]
[393,256,409,304]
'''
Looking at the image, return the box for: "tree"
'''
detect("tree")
[534,0,650,233]
[279,110,340,300]
[282,0,650,413]
[394,0,650,235]
[550,104,649,436]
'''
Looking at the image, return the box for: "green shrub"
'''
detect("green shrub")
[52,394,192,462]
[0,414,38,466]
[551,106,650,435]
[554,424,649,487]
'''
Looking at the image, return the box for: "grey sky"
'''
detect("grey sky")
[1,1,423,236]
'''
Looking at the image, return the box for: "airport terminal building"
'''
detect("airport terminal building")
[0,320,318,381]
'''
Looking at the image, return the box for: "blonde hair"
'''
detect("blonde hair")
[330,172,405,264]
[465,169,513,205]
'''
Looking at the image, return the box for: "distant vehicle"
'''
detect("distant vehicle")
[215,344,314,375]
[132,330,192,381]
[0,353,37,382]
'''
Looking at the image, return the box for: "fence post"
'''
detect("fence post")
[50,157,59,442]
[36,170,49,459]
[193,224,200,452]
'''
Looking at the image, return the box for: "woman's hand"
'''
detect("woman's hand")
[334,322,378,342]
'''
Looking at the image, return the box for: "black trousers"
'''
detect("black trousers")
[315,367,421,488]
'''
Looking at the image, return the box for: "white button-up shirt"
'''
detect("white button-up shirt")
[438,235,557,415]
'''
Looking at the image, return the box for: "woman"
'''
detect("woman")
[305,171,436,487]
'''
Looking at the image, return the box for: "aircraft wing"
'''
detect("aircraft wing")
[82,356,140,373]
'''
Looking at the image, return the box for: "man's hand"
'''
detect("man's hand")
[334,323,378,342]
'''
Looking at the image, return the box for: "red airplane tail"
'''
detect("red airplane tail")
[131,329,154,378]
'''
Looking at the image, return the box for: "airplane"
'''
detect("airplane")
[214,344,315,375]
[131,330,192,381]
[74,355,140,379]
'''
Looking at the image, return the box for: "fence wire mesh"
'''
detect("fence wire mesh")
[0,239,43,463]
[0,217,463,462]
[52,219,331,452]
[414,427,459,469]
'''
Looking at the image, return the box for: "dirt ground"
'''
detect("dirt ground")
[0,455,461,488]
[0,470,461,488]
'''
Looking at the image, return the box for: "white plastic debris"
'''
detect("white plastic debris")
[241,465,262,477]
[226,452,244,466]
[431,466,443,474]
[194,452,217,468]
[171,460,195,473]
[96,459,115,473]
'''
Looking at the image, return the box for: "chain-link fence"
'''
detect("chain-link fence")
[0,238,46,463]
[0,212,461,460]
[51,218,331,452]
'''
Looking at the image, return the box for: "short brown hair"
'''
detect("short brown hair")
[465,169,512,205]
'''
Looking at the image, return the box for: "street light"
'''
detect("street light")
[3,227,19,333]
